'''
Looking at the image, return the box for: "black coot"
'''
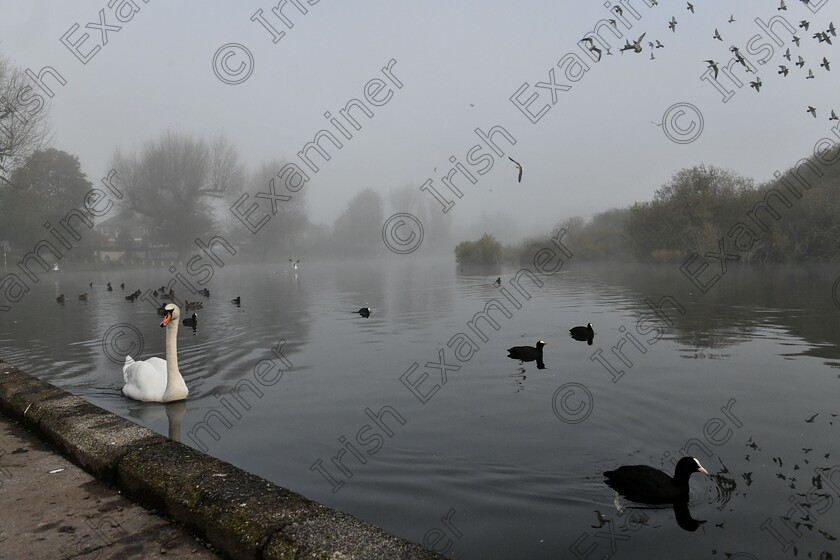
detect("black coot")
[507,340,546,362]
[231,296,241,305]
[356,307,371,318]
[570,323,594,338]
[182,313,198,328]
[604,456,709,504]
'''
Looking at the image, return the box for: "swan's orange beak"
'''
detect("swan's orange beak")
[161,313,172,327]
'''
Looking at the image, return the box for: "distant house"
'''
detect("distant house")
[94,211,174,262]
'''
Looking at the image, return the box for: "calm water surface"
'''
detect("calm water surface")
[2,259,839,559]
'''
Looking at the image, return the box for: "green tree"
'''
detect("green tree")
[455,233,502,265]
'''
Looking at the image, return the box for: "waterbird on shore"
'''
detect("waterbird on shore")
[122,304,188,403]
[508,156,523,182]
[231,296,241,305]
[604,457,709,505]
[806,69,815,79]
[56,294,64,304]
[182,313,198,328]
[355,307,371,318]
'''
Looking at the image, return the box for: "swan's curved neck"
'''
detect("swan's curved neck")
[163,320,186,401]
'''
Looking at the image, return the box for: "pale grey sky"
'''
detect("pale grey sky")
[1,0,838,239]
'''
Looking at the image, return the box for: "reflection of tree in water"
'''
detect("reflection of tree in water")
[562,263,840,358]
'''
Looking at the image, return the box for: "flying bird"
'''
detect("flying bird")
[828,22,836,36]
[580,37,602,61]
[650,51,655,60]
[621,32,646,53]
[508,156,523,183]
[289,258,300,269]
[778,65,789,76]
[806,69,815,79]
[728,14,735,23]
[750,78,762,91]
[783,48,792,61]
[778,0,787,10]
[807,106,817,118]
[800,20,810,30]
[713,28,722,41]
[655,40,664,48]
[669,16,678,32]
[704,60,719,79]
[796,55,806,68]
[613,6,623,16]
[686,2,694,13]
[608,19,617,28]
[829,109,838,121]
[792,35,801,46]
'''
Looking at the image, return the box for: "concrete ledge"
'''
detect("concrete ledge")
[0,362,447,560]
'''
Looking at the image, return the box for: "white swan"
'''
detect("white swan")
[122,303,189,402]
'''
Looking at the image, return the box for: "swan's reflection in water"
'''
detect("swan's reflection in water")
[125,400,186,442]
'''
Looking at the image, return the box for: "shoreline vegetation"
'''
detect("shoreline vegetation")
[456,152,840,267]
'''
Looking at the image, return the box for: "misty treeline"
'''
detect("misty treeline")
[0,53,452,263]
[458,153,840,266]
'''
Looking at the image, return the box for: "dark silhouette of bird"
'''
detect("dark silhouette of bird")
[778,0,787,10]
[806,69,815,79]
[120,282,125,290]
[89,282,93,288]
[821,57,831,71]
[728,14,735,23]
[807,106,817,118]
[613,5,623,16]
[828,22,836,37]
[604,457,709,505]
[704,60,719,79]
[507,340,546,363]
[493,277,501,287]
[713,28,722,41]
[783,48,791,61]
[56,294,65,304]
[779,65,789,76]
[107,282,113,291]
[800,20,810,30]
[669,17,678,32]
[793,35,801,46]
[508,156,523,182]
[182,313,198,328]
[231,296,241,305]
[355,307,371,318]
[686,2,694,13]
[621,32,646,54]
[78,293,88,301]
[581,37,602,61]
[750,78,763,91]
[796,55,806,68]
[830,109,838,121]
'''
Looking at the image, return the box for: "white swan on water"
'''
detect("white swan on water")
[122,303,189,402]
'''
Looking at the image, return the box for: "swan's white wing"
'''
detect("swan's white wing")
[122,357,168,402]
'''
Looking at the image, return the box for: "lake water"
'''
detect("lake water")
[2,258,839,559]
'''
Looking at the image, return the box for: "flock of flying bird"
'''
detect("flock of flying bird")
[578,1,837,121]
